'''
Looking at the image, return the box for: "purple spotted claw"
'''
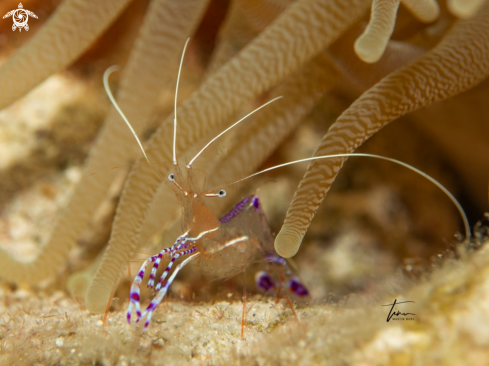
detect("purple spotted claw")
[289,277,308,297]
[255,270,276,292]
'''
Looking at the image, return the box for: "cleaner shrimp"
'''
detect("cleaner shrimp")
[103,39,470,332]
[104,39,308,332]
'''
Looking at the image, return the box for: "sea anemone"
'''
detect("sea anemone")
[0,0,486,319]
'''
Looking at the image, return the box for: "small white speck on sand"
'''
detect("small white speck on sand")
[55,337,64,347]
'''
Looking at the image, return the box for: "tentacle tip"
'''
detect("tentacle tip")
[353,37,384,64]
[447,0,482,19]
[407,2,440,23]
[274,230,301,258]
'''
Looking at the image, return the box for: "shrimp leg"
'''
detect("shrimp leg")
[141,250,200,329]
[127,232,189,323]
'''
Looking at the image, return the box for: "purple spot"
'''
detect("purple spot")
[126,312,131,324]
[138,270,144,278]
[267,253,285,265]
[219,196,253,223]
[252,197,260,209]
[131,293,140,301]
[289,277,308,297]
[146,302,156,311]
[256,271,275,291]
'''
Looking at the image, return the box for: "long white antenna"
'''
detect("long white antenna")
[187,96,283,168]
[173,38,191,166]
[103,66,151,166]
[224,153,471,240]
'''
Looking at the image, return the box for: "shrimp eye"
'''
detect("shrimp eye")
[218,190,226,198]
[168,173,175,182]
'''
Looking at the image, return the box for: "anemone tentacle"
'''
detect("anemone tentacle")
[86,0,372,313]
[0,0,210,284]
[276,3,489,258]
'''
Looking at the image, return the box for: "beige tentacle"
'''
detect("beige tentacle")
[207,0,289,75]
[0,0,132,111]
[447,0,487,19]
[86,0,372,313]
[237,0,291,32]
[277,3,489,258]
[355,0,402,64]
[0,0,210,284]
[208,54,338,192]
[402,0,439,23]
[206,0,260,75]
[355,0,440,64]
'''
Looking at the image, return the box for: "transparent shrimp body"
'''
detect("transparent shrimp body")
[126,163,307,329]
[103,39,307,330]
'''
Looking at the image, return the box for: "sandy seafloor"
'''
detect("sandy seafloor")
[3,241,489,365]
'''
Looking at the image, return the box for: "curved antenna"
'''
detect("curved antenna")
[103,66,151,166]
[223,153,471,240]
[187,96,283,168]
[173,38,191,166]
